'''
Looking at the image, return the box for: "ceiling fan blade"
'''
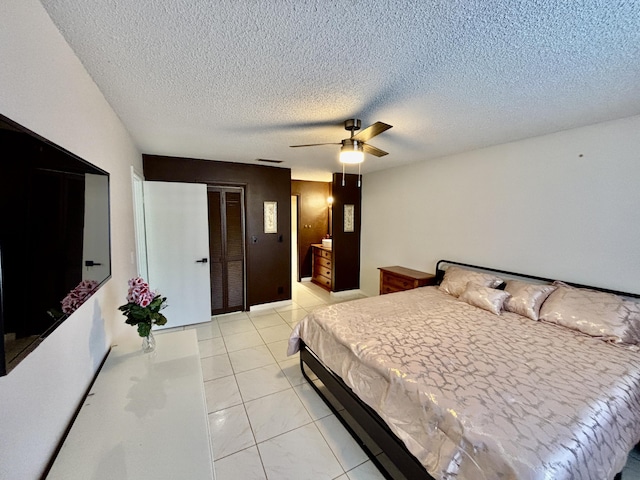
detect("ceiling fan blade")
[362,143,389,157]
[289,143,341,148]
[352,122,392,142]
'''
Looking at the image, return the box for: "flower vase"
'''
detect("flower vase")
[141,332,156,353]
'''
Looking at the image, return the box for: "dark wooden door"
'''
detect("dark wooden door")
[207,187,245,314]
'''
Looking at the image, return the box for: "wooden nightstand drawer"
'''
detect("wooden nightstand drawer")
[378,266,435,295]
[382,273,420,290]
[381,284,405,295]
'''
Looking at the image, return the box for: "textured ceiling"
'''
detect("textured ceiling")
[39,0,640,181]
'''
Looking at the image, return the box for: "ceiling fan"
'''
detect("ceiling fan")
[290,119,392,164]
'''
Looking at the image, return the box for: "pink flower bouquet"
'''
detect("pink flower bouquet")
[118,277,167,337]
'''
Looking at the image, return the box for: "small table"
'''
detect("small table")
[378,266,436,295]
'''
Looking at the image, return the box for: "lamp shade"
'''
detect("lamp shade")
[339,139,364,164]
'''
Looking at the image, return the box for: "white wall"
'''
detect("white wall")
[361,115,640,297]
[0,1,142,478]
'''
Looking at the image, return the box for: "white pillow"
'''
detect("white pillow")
[439,266,503,297]
[539,284,640,344]
[503,280,557,321]
[459,282,511,315]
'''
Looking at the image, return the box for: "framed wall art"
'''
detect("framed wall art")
[263,201,277,233]
[344,204,354,232]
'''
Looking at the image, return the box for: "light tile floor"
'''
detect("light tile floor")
[195,280,374,480]
[173,280,640,479]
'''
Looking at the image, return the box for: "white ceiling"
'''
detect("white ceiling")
[39,0,640,181]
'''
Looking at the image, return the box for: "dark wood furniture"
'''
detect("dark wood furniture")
[311,244,332,290]
[378,266,436,295]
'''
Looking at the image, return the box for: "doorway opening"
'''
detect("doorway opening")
[291,195,299,283]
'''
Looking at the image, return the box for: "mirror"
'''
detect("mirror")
[0,114,111,375]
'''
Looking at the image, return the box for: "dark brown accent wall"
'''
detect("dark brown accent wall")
[291,180,331,279]
[331,173,362,291]
[143,155,291,307]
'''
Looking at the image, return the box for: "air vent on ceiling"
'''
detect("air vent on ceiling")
[256,158,283,164]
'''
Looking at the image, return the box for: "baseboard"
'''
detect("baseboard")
[330,289,366,298]
[250,299,293,312]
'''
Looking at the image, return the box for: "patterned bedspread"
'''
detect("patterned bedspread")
[288,286,640,480]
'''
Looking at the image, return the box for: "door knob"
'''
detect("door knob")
[196,258,208,263]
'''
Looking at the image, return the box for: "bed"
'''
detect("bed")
[288,260,640,480]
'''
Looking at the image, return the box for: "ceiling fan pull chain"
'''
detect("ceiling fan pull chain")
[342,163,346,186]
[358,163,361,187]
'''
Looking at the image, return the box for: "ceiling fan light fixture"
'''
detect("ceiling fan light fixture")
[339,140,364,164]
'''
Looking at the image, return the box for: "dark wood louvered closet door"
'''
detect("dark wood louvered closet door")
[207,187,246,315]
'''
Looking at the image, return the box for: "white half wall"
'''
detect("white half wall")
[0,1,142,478]
[361,115,640,297]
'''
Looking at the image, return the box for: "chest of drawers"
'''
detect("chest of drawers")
[312,244,332,290]
[378,266,436,295]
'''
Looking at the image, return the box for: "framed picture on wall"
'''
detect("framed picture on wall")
[264,201,277,233]
[344,204,354,232]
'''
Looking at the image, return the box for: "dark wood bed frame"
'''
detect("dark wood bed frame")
[299,259,638,480]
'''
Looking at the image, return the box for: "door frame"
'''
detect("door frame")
[130,167,148,279]
[207,185,247,313]
[291,194,301,282]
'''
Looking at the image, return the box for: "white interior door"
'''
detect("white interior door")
[82,173,110,282]
[144,181,212,329]
[131,168,148,279]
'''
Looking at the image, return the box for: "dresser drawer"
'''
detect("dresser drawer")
[315,257,332,270]
[311,245,333,290]
[382,273,419,291]
[381,284,405,295]
[314,265,332,280]
[312,273,332,289]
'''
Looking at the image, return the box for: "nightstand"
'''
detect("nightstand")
[378,266,436,295]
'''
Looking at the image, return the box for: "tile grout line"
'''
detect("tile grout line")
[204,281,374,479]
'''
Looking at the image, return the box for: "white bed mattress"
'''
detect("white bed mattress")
[288,286,640,480]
